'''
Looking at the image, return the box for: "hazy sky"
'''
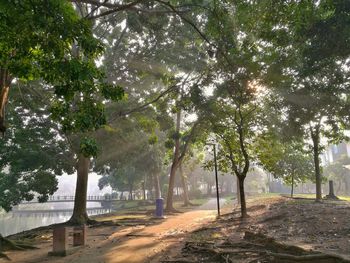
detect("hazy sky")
[55,173,112,196]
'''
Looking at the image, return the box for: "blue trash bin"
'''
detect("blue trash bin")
[155,198,164,217]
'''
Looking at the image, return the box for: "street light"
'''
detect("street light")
[206,142,220,217]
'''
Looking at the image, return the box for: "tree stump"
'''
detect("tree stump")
[324,180,339,200]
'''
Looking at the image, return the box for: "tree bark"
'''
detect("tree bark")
[153,173,161,199]
[238,176,247,218]
[166,161,178,211]
[69,154,90,224]
[0,69,11,136]
[311,126,322,202]
[180,163,191,206]
[236,177,241,204]
[166,110,181,211]
[129,184,133,200]
[142,181,146,200]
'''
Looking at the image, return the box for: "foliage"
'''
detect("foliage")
[323,154,350,193]
[0,83,74,211]
[252,0,350,200]
[258,138,314,187]
[1,0,124,157]
[95,114,169,197]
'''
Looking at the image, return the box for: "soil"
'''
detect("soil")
[0,199,221,263]
[160,195,350,262]
[2,196,350,263]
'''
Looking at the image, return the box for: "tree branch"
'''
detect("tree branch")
[109,84,177,122]
[178,120,200,163]
[237,105,250,176]
[154,0,212,46]
[71,0,143,9]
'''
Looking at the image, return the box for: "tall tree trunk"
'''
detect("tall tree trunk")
[236,178,241,204]
[311,126,322,201]
[238,176,247,218]
[0,69,11,135]
[180,163,191,206]
[70,154,90,224]
[166,161,178,211]
[153,173,161,199]
[129,184,133,200]
[142,181,146,200]
[166,110,181,211]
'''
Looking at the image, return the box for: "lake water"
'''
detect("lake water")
[0,202,111,236]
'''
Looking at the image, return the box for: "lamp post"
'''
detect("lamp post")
[206,143,220,217]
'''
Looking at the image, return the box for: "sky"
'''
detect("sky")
[55,172,112,196]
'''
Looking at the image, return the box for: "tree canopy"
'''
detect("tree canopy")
[1,0,350,225]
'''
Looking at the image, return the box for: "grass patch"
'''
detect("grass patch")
[183,198,208,206]
[224,195,235,203]
[251,193,281,198]
[337,195,350,202]
[284,193,350,202]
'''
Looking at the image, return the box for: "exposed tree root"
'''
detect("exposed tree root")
[323,194,340,200]
[267,251,348,263]
[161,259,196,263]
[0,235,38,261]
[0,252,10,261]
[0,235,37,251]
[167,231,350,263]
[164,208,182,214]
[67,215,98,226]
[243,231,306,254]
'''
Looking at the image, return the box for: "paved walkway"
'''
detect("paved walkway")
[197,197,226,210]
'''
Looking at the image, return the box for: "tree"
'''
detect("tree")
[205,81,265,218]
[195,0,267,217]
[165,107,201,211]
[255,0,350,201]
[89,0,210,211]
[259,139,314,198]
[97,135,167,201]
[1,1,124,224]
[95,103,170,200]
[177,147,205,205]
[323,155,350,195]
[0,82,74,211]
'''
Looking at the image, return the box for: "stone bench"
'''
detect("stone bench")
[49,225,87,256]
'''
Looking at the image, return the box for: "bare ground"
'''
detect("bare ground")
[0,199,221,263]
[2,196,350,263]
[160,195,350,263]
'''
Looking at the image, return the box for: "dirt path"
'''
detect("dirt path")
[1,199,223,263]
